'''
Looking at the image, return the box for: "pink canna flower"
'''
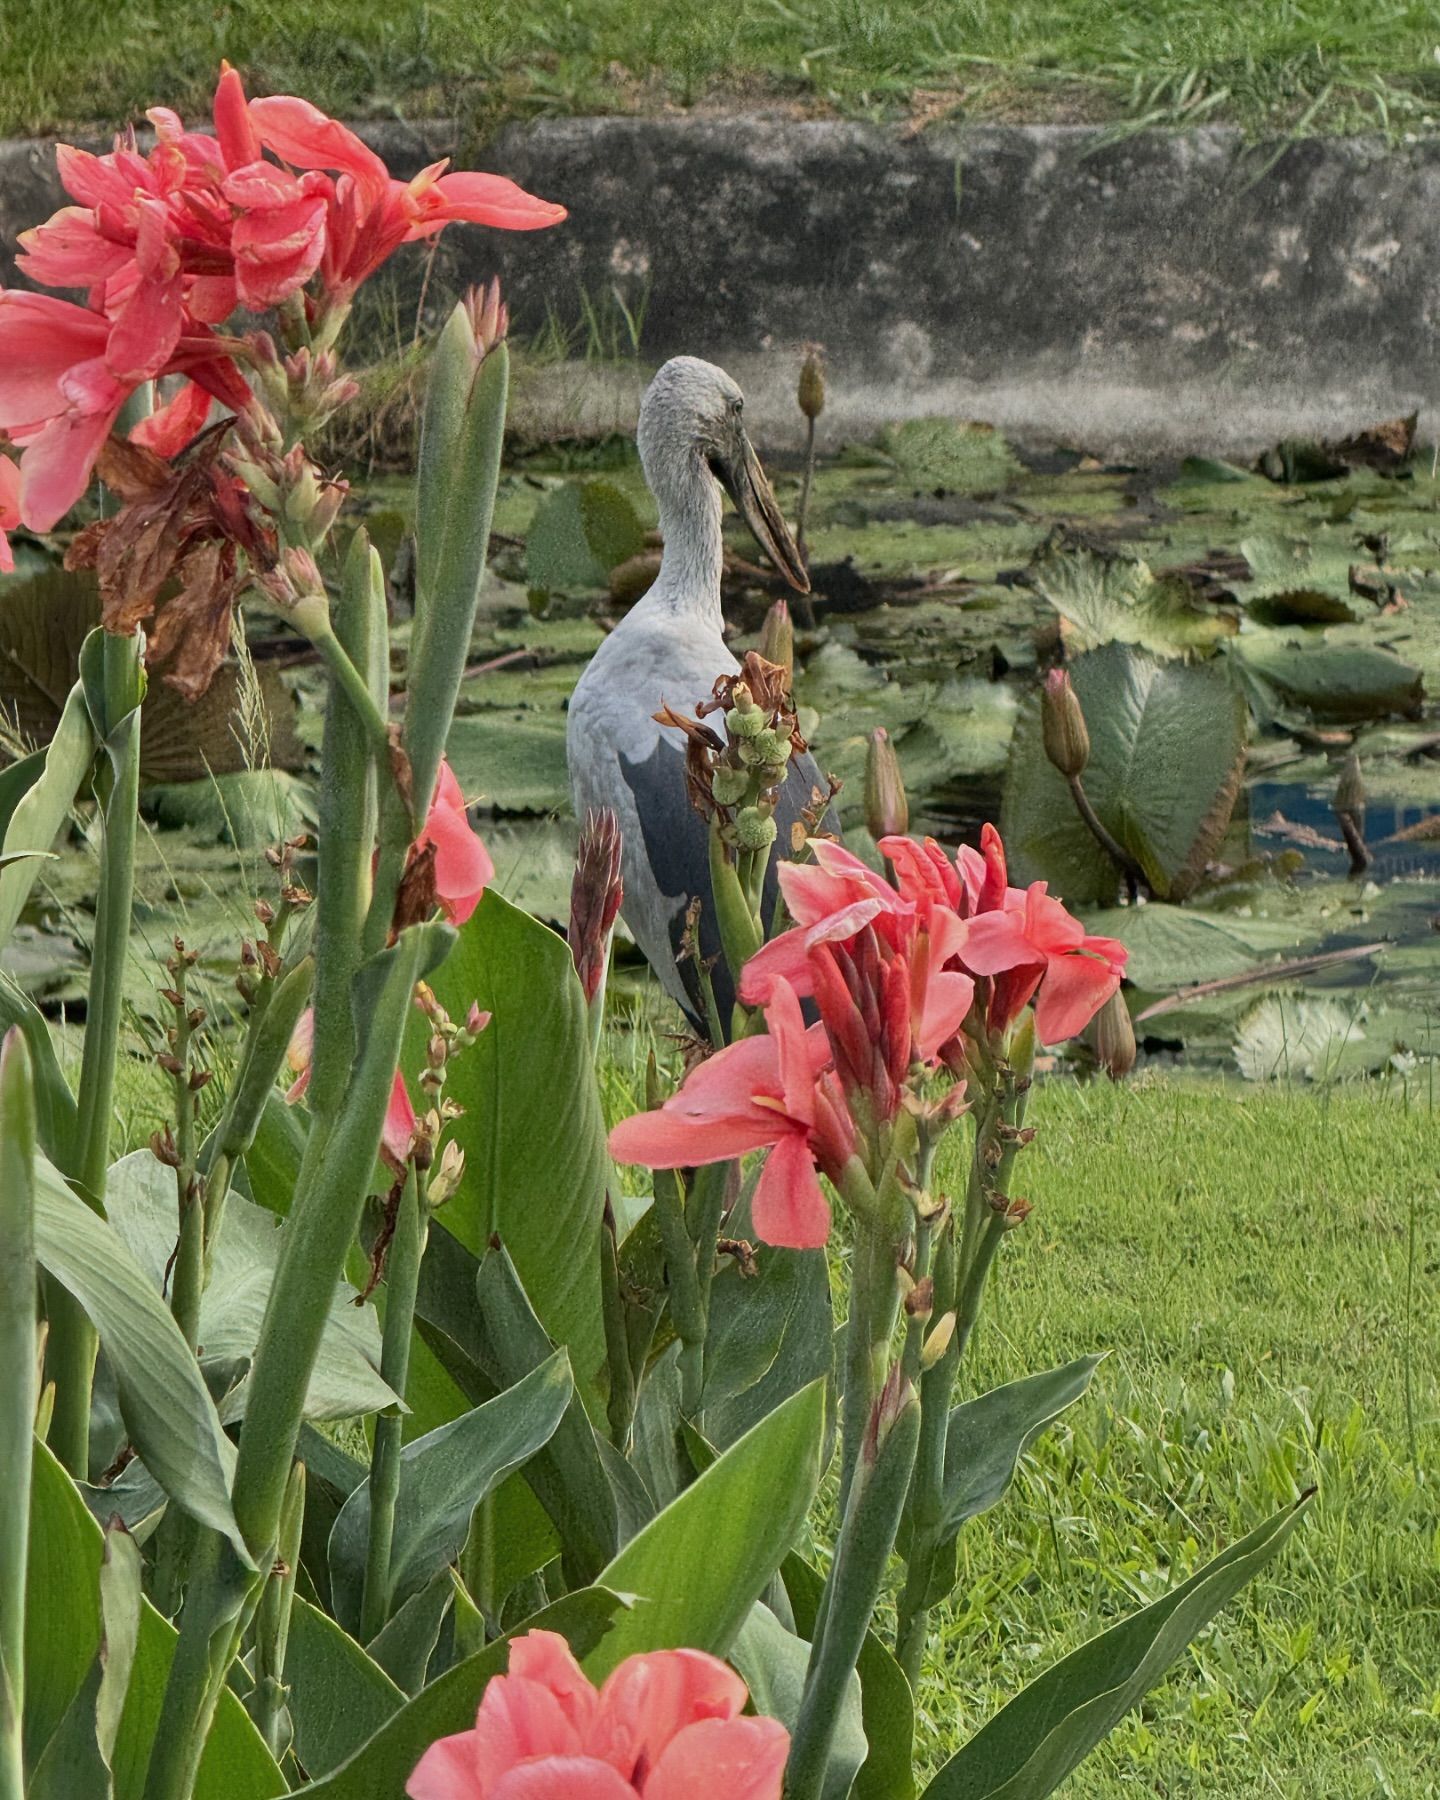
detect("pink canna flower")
[415,762,494,927]
[960,881,1126,1043]
[246,92,566,304]
[407,1629,788,1800]
[610,980,851,1250]
[0,452,20,572]
[285,1008,416,1166]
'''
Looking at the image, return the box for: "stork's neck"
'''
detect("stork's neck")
[644,463,725,632]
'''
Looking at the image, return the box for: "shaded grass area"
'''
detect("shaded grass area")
[5,0,1440,140]
[602,1049,1437,1795]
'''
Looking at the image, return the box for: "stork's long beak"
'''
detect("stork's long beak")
[716,431,811,594]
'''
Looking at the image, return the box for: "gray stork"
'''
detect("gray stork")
[567,356,834,1037]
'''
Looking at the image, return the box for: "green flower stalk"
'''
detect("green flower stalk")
[250,1462,305,1762]
[0,1030,37,1800]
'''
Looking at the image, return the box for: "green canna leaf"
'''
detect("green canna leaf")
[285,1598,405,1780]
[585,1378,828,1680]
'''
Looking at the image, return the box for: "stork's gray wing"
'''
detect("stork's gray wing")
[619,741,839,1040]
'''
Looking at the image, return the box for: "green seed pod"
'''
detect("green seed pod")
[726,705,768,740]
[712,767,750,807]
[733,807,778,851]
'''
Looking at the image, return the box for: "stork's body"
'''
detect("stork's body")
[567,358,829,1033]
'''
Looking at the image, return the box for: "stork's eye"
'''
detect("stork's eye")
[730,398,743,417]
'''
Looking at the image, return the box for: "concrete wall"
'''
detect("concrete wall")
[4,117,1438,455]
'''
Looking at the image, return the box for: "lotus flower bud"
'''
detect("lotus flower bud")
[1335,751,1365,820]
[797,344,826,422]
[758,598,794,676]
[1089,988,1136,1081]
[1041,669,1090,779]
[568,808,625,1004]
[864,727,909,840]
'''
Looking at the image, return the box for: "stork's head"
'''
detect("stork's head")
[637,356,810,593]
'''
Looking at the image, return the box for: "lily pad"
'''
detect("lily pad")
[1029,540,1238,658]
[879,418,1022,496]
[1233,994,1368,1081]
[1230,635,1424,723]
[525,480,646,596]
[1001,643,1249,904]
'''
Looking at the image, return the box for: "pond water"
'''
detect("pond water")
[4,419,1438,1081]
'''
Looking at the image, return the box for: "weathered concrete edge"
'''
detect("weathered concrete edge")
[3,116,1436,457]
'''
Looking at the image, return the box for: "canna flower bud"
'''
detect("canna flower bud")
[920,1310,957,1370]
[463,278,509,358]
[568,808,625,1004]
[797,344,826,422]
[1089,988,1136,1081]
[864,727,909,840]
[426,1138,466,1207]
[1041,668,1090,779]
[758,598,794,676]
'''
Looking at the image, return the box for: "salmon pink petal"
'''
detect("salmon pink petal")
[1033,953,1123,1045]
[469,1676,588,1773]
[17,390,125,532]
[954,909,1044,978]
[592,1648,745,1777]
[131,378,213,457]
[213,65,261,169]
[737,927,818,1004]
[0,533,12,575]
[507,1632,599,1739]
[54,143,132,209]
[418,773,493,927]
[249,95,389,191]
[752,1130,830,1250]
[186,275,238,324]
[0,292,111,430]
[917,969,974,1063]
[0,455,18,573]
[383,1074,417,1165]
[408,170,567,234]
[1022,885,1086,953]
[976,823,1009,912]
[765,978,820,1127]
[106,271,185,383]
[16,208,131,288]
[490,1761,635,1800]
[644,1713,790,1800]
[405,1729,483,1800]
[609,1106,780,1171]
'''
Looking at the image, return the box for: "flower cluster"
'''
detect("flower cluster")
[0,65,564,534]
[611,824,1125,1250]
[407,1631,787,1800]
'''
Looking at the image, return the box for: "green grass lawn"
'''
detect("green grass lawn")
[5,0,1440,140]
[603,1042,1438,1796]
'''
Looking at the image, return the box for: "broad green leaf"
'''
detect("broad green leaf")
[921,1493,1314,1800]
[732,1602,867,1800]
[465,1242,630,1580]
[938,1356,1103,1537]
[286,1598,405,1779]
[1230,634,1423,723]
[244,1092,307,1219]
[906,1357,1104,1611]
[299,1589,626,1800]
[0,671,95,952]
[31,1154,248,1563]
[367,1570,455,1694]
[403,890,608,1390]
[1002,643,1248,904]
[28,1525,143,1800]
[702,1213,834,1453]
[24,1441,284,1799]
[525,478,645,594]
[105,1149,396,1423]
[586,1378,827,1678]
[1030,542,1237,658]
[0,1028,35,1800]
[0,973,77,1154]
[328,1352,573,1631]
[784,1555,915,1800]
